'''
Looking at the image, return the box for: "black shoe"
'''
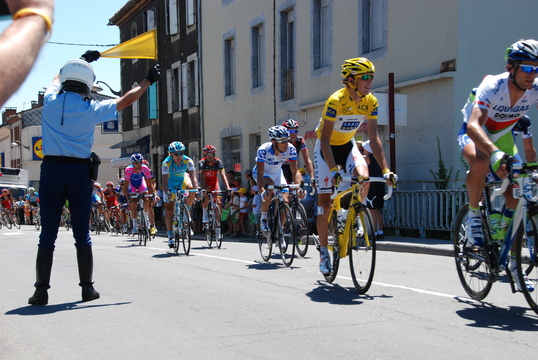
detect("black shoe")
[28,248,53,306]
[77,246,100,302]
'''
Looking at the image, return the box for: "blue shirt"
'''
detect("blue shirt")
[162,155,195,189]
[41,84,117,158]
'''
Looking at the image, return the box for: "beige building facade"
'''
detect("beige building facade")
[201,0,538,189]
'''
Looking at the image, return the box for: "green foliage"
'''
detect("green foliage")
[430,136,459,190]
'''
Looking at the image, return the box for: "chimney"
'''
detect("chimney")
[2,107,17,123]
[31,100,39,109]
[37,91,44,106]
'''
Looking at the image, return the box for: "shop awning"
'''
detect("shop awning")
[109,135,150,149]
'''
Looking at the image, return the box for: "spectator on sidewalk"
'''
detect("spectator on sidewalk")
[251,186,261,233]
[235,188,251,237]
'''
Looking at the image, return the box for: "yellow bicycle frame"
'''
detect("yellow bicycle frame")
[329,179,370,259]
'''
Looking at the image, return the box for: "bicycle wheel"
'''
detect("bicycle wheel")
[12,214,21,229]
[95,217,101,235]
[349,206,376,294]
[64,213,71,231]
[293,203,310,257]
[143,228,148,246]
[453,204,493,300]
[174,230,181,253]
[276,203,296,267]
[257,211,272,262]
[515,212,538,315]
[324,210,340,283]
[213,206,223,249]
[138,213,145,246]
[4,215,12,229]
[180,205,191,255]
[206,208,214,247]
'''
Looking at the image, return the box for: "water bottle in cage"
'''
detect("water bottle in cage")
[337,209,348,234]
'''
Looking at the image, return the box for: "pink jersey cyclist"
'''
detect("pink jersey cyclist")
[124,163,153,193]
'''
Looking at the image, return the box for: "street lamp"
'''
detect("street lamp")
[11,140,30,168]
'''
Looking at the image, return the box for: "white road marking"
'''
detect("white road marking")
[142,245,477,302]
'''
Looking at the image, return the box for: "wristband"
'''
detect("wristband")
[382,168,390,175]
[330,166,340,172]
[13,8,53,36]
[490,150,505,172]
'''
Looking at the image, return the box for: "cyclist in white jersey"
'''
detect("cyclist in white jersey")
[254,125,302,232]
[458,39,538,292]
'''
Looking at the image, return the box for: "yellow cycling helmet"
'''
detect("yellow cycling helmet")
[341,57,375,78]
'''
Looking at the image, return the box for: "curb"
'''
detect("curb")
[156,230,454,257]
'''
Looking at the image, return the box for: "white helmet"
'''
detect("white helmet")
[60,59,95,94]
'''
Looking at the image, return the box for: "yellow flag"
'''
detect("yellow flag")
[101,29,157,60]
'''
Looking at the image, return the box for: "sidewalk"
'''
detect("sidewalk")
[155,229,453,257]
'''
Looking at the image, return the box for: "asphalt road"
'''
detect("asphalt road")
[1,226,537,359]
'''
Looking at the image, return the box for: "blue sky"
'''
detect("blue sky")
[0,0,129,112]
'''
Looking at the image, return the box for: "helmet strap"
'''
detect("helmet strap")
[347,77,366,99]
[509,63,529,91]
[272,141,283,155]
[353,87,366,99]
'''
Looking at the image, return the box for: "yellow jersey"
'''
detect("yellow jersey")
[315,87,378,146]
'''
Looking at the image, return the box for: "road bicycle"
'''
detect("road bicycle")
[31,206,40,230]
[171,188,197,255]
[289,183,313,257]
[90,204,104,235]
[1,208,20,229]
[131,193,153,246]
[107,205,123,235]
[122,205,132,235]
[324,176,393,294]
[202,189,225,249]
[61,205,71,231]
[454,161,538,315]
[257,184,298,267]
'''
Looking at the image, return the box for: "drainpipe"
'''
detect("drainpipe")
[198,0,204,146]
[272,0,277,125]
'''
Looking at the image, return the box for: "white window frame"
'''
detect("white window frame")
[131,23,138,64]
[145,9,155,31]
[132,82,140,127]
[186,0,196,27]
[312,0,332,71]
[224,33,236,98]
[168,0,178,35]
[360,0,387,58]
[251,20,265,90]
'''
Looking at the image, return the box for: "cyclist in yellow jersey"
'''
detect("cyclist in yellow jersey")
[314,57,397,275]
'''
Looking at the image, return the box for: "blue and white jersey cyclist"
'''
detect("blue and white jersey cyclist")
[254,125,302,232]
[162,141,199,247]
[25,187,39,207]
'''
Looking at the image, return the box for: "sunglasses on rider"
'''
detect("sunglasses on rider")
[278,139,289,144]
[133,161,142,164]
[172,152,183,156]
[288,129,298,133]
[358,74,374,81]
[520,64,538,74]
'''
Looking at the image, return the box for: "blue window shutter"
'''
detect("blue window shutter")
[148,82,158,119]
